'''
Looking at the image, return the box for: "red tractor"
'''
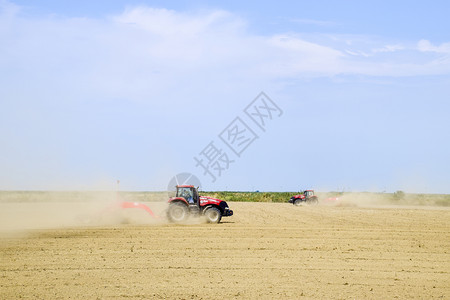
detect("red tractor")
[167,185,233,223]
[289,190,319,205]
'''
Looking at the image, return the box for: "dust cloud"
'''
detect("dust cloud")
[317,191,449,209]
[0,191,169,238]
[1,190,447,238]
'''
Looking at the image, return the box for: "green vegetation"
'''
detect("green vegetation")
[201,191,294,203]
[0,190,449,207]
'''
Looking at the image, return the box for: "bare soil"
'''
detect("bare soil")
[1,202,449,299]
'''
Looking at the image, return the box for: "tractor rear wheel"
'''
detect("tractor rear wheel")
[204,207,222,223]
[308,197,319,205]
[167,202,189,223]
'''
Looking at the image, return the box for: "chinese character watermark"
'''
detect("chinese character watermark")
[193,91,282,183]
[244,92,283,131]
[219,117,258,157]
[194,142,234,182]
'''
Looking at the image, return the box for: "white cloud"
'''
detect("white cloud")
[265,34,344,76]
[0,0,20,31]
[0,0,20,16]
[289,18,336,27]
[345,44,404,58]
[372,44,404,53]
[344,49,371,57]
[114,6,241,37]
[417,39,450,54]
[1,4,450,103]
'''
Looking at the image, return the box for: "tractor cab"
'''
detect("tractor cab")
[304,190,314,197]
[176,185,199,204]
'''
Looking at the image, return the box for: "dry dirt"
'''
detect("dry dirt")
[1,201,449,299]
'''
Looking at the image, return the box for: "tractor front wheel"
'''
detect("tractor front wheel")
[204,207,222,223]
[294,199,304,206]
[167,203,189,223]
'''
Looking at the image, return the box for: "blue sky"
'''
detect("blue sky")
[1,0,449,192]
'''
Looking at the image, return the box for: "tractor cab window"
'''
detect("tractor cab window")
[305,190,314,197]
[178,187,194,204]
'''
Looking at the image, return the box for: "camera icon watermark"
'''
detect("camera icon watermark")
[167,172,202,196]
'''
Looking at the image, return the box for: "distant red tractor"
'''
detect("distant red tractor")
[167,185,233,223]
[289,190,319,205]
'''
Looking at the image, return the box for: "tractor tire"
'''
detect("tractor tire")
[308,197,319,205]
[204,207,222,223]
[167,202,189,223]
[294,199,304,206]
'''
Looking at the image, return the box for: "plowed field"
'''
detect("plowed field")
[1,202,449,299]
